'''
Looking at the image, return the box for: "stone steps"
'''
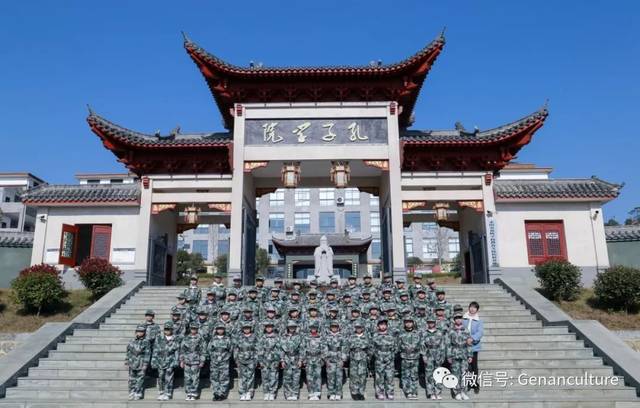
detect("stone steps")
[3,283,638,407]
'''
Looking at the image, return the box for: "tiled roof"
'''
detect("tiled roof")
[0,232,33,248]
[494,177,621,201]
[605,225,640,242]
[184,32,445,77]
[401,107,548,145]
[22,183,140,205]
[87,111,232,148]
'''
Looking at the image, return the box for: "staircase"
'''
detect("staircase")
[1,284,638,407]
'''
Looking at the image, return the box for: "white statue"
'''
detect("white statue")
[313,235,336,284]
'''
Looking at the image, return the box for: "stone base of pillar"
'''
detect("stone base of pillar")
[392,267,407,281]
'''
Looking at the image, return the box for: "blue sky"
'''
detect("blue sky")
[0,1,638,221]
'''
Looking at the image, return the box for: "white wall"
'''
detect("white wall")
[495,201,609,285]
[31,206,142,288]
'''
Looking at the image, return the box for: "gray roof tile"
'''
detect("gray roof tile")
[605,225,640,242]
[0,232,34,248]
[494,177,620,201]
[22,183,140,205]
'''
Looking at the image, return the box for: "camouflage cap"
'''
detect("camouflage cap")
[135,325,147,332]
[197,308,208,315]
[354,321,365,328]
[347,276,356,280]
[330,277,339,283]
[288,307,300,314]
[382,288,392,293]
[309,280,318,286]
[171,309,181,315]
[426,314,437,323]
[329,321,340,327]
[384,305,396,311]
[214,272,225,278]
[368,305,379,310]
[350,308,361,314]
[453,304,464,311]
[219,309,230,315]
[427,279,436,284]
[395,277,405,283]
[307,305,318,311]
[226,291,237,297]
[163,321,174,330]
[206,289,215,295]
[263,321,275,327]
[286,320,299,327]
[435,305,445,311]
[307,290,318,296]
[342,292,352,298]
[398,290,409,297]
[189,275,199,281]
[241,322,253,329]
[176,294,186,299]
[270,287,280,292]
[189,322,199,329]
[290,291,301,297]
[255,275,265,281]
[215,323,227,330]
[363,275,372,280]
[403,316,415,322]
[416,288,426,294]
[325,290,337,297]
[242,307,254,313]
[144,309,155,316]
[265,306,276,313]
[247,287,258,293]
[453,313,464,319]
[308,321,320,330]
[436,289,446,295]
[232,277,241,281]
[413,275,422,280]
[377,319,388,325]
[361,289,370,295]
[274,278,283,283]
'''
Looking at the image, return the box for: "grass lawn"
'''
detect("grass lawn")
[553,288,640,331]
[0,289,93,333]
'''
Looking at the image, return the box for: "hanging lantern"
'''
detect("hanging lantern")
[281,162,301,188]
[433,202,450,222]
[330,161,351,188]
[184,205,200,224]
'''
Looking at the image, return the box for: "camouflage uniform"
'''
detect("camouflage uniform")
[200,296,219,320]
[179,325,206,398]
[397,321,421,398]
[345,327,370,398]
[151,323,181,399]
[194,312,214,344]
[301,327,324,398]
[209,281,226,302]
[170,312,188,337]
[371,324,397,399]
[125,326,150,399]
[422,325,446,397]
[447,322,473,395]
[280,322,304,400]
[206,326,233,399]
[323,326,347,399]
[183,285,202,313]
[233,328,258,399]
[257,327,282,398]
[171,298,191,327]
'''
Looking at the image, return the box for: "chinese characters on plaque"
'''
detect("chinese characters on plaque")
[244,118,388,145]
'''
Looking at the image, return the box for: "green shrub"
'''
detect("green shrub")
[11,264,68,315]
[76,258,123,299]
[535,259,582,301]
[593,265,640,312]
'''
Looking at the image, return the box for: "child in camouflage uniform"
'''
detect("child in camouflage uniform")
[345,322,370,400]
[371,319,397,400]
[398,317,421,399]
[447,312,473,400]
[302,322,324,400]
[323,321,347,400]
[125,325,150,400]
[279,321,304,400]
[206,323,233,401]
[183,276,202,315]
[422,314,446,399]
[234,323,258,400]
[179,323,205,401]
[151,321,180,400]
[257,322,282,400]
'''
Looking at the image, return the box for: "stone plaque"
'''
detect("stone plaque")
[245,118,388,145]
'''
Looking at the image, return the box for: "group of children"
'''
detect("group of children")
[125,274,480,401]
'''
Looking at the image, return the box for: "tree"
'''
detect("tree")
[628,207,640,225]
[256,247,270,274]
[176,250,205,281]
[406,256,423,267]
[605,218,620,226]
[214,254,228,276]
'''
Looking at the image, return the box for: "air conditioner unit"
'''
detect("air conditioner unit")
[336,196,345,205]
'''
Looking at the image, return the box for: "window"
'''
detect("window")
[448,237,460,258]
[59,224,112,267]
[86,179,100,184]
[295,188,310,207]
[404,224,413,233]
[404,237,414,257]
[371,239,381,260]
[422,238,438,258]
[370,196,380,208]
[319,188,335,206]
[269,213,285,233]
[192,240,209,260]
[319,212,335,233]
[194,225,209,235]
[294,213,310,233]
[370,212,380,233]
[269,189,284,207]
[345,211,361,233]
[268,240,281,262]
[423,222,437,231]
[345,188,360,205]
[217,239,230,256]
[525,221,567,264]
[110,179,124,184]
